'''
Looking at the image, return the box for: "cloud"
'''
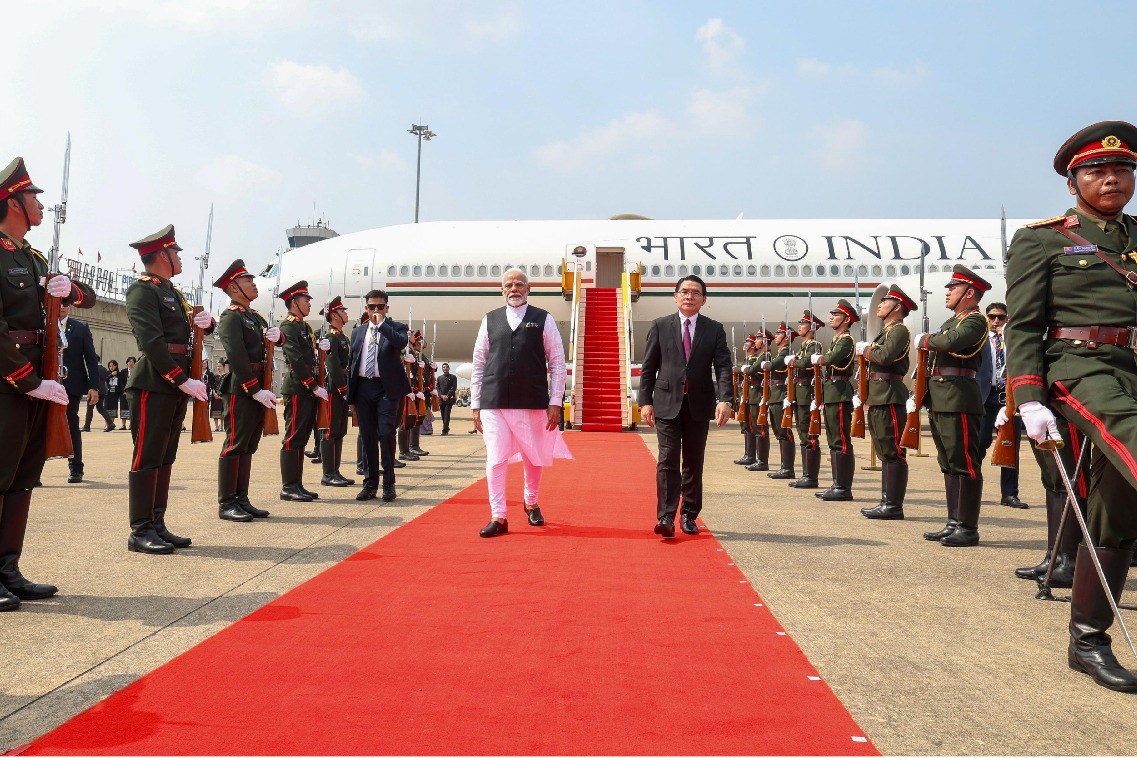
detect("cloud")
[695,18,745,74]
[534,111,677,173]
[687,87,753,137]
[796,58,832,77]
[265,60,365,112]
[195,155,278,196]
[378,149,406,170]
[343,1,524,46]
[871,63,928,84]
[808,120,870,172]
[102,0,307,29]
[464,4,525,43]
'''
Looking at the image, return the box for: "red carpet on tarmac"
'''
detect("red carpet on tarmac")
[19,434,877,756]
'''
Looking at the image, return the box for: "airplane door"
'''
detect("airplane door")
[596,248,624,288]
[344,248,375,299]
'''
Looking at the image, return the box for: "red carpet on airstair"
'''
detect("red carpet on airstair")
[580,288,624,432]
[19,435,877,756]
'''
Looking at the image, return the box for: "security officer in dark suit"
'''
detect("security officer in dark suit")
[0,157,95,610]
[278,281,327,502]
[213,259,279,522]
[59,301,100,483]
[816,300,857,501]
[786,311,824,489]
[1005,120,1137,692]
[764,323,796,479]
[916,265,990,547]
[858,284,915,520]
[319,296,354,487]
[124,225,215,554]
[436,362,458,434]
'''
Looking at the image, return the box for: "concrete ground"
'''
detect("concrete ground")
[0,409,1134,755]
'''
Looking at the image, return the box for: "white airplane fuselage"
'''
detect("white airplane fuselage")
[252,218,1014,366]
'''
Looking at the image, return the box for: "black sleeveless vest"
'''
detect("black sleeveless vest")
[479,305,551,410]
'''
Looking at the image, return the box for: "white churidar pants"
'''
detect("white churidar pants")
[480,408,572,519]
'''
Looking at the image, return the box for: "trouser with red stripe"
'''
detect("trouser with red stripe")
[868,403,906,464]
[281,392,317,452]
[1052,375,1137,549]
[126,389,188,471]
[220,392,265,457]
[794,400,819,451]
[823,401,852,453]
[323,390,349,441]
[0,394,48,493]
[928,410,983,480]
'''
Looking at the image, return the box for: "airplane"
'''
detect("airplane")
[250,215,1016,375]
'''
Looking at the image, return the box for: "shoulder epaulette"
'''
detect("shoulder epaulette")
[138,274,154,283]
[1025,215,1067,229]
[285,314,300,322]
[227,304,245,312]
[29,247,47,264]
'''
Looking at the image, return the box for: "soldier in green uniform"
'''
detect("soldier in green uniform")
[278,281,326,502]
[764,322,796,480]
[1005,120,1137,692]
[858,284,915,520]
[815,300,858,501]
[0,157,95,609]
[213,259,279,522]
[734,335,758,467]
[319,296,355,487]
[124,224,215,554]
[916,264,990,547]
[786,311,824,489]
[744,330,774,472]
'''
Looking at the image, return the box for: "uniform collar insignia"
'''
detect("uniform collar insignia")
[0,238,15,251]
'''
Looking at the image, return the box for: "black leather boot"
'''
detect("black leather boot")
[153,464,193,545]
[409,427,429,456]
[218,456,253,521]
[941,476,982,547]
[306,434,321,461]
[924,473,960,541]
[321,437,354,486]
[818,450,854,501]
[0,490,58,599]
[734,430,756,465]
[280,448,314,502]
[295,447,320,499]
[747,433,770,471]
[1017,490,1064,580]
[1047,495,1085,589]
[862,460,907,519]
[767,438,796,479]
[333,439,356,486]
[398,429,419,461]
[128,469,174,554]
[235,454,270,518]
[1068,545,1137,692]
[789,445,819,488]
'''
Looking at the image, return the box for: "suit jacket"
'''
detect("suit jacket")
[436,372,458,404]
[638,312,733,420]
[346,318,412,404]
[62,318,100,397]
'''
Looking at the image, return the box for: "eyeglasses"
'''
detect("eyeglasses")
[988,313,1007,321]
[365,303,387,311]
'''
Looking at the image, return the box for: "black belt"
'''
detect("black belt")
[827,373,851,382]
[931,367,976,378]
[166,343,189,355]
[9,330,41,346]
[1048,326,1137,350]
[869,372,905,382]
[769,379,786,386]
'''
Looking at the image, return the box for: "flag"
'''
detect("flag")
[77,247,84,258]
[97,251,102,263]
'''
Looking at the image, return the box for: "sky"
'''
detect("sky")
[8,0,1137,293]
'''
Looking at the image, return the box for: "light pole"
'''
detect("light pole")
[408,124,436,223]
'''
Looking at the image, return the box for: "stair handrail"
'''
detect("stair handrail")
[567,262,583,425]
[621,271,635,427]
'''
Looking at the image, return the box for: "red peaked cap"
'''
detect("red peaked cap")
[882,283,918,312]
[279,280,310,301]
[945,264,991,293]
[798,310,825,329]
[213,259,252,291]
[1054,121,1137,175]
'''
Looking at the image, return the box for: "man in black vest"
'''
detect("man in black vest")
[471,268,570,537]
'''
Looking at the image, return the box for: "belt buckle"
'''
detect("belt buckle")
[1128,328,1137,353]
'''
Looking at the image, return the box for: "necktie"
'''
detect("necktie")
[683,318,692,362]
[366,326,378,378]
[994,333,1005,389]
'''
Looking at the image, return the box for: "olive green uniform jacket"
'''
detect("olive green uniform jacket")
[865,321,911,406]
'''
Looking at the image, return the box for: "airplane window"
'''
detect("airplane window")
[692,265,701,276]
[899,265,910,275]
[788,265,799,276]
[679,265,689,275]
[816,266,826,277]
[803,265,813,276]
[465,265,474,277]
[399,265,409,277]
[665,265,674,277]
[720,265,728,276]
[775,265,784,277]
[651,265,661,276]
[858,265,868,276]
[543,265,553,277]
[557,265,562,275]
[703,266,713,278]
[871,265,882,277]
[388,265,396,277]
[886,265,897,276]
[831,265,840,276]
[439,265,448,277]
[413,265,422,277]
[733,265,742,276]
[760,265,770,277]
[528,265,538,276]
[478,265,487,277]
[426,265,435,277]
[746,265,756,276]
[927,264,938,273]
[491,265,501,277]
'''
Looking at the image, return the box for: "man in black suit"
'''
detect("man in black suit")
[638,275,734,538]
[436,362,458,435]
[60,302,101,483]
[346,289,411,502]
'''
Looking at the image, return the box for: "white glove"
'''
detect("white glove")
[28,379,68,405]
[994,406,1009,428]
[855,341,870,356]
[1019,401,1060,444]
[46,275,73,298]
[758,399,767,408]
[179,378,208,402]
[193,309,214,329]
[914,332,927,348]
[417,361,425,368]
[318,338,331,351]
[313,387,329,401]
[852,395,863,409]
[784,355,796,367]
[252,389,278,409]
[431,389,439,396]
[810,354,822,366]
[782,397,791,409]
[416,391,426,400]
[403,354,415,364]
[905,396,916,414]
[265,326,281,343]
[809,400,817,412]
[760,360,771,370]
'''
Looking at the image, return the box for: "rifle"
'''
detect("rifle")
[900,347,928,449]
[851,268,868,438]
[780,302,795,430]
[757,314,769,428]
[190,305,213,443]
[414,322,428,417]
[315,268,332,430]
[262,251,284,436]
[429,321,440,412]
[991,379,1018,468]
[807,293,822,437]
[42,275,73,460]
